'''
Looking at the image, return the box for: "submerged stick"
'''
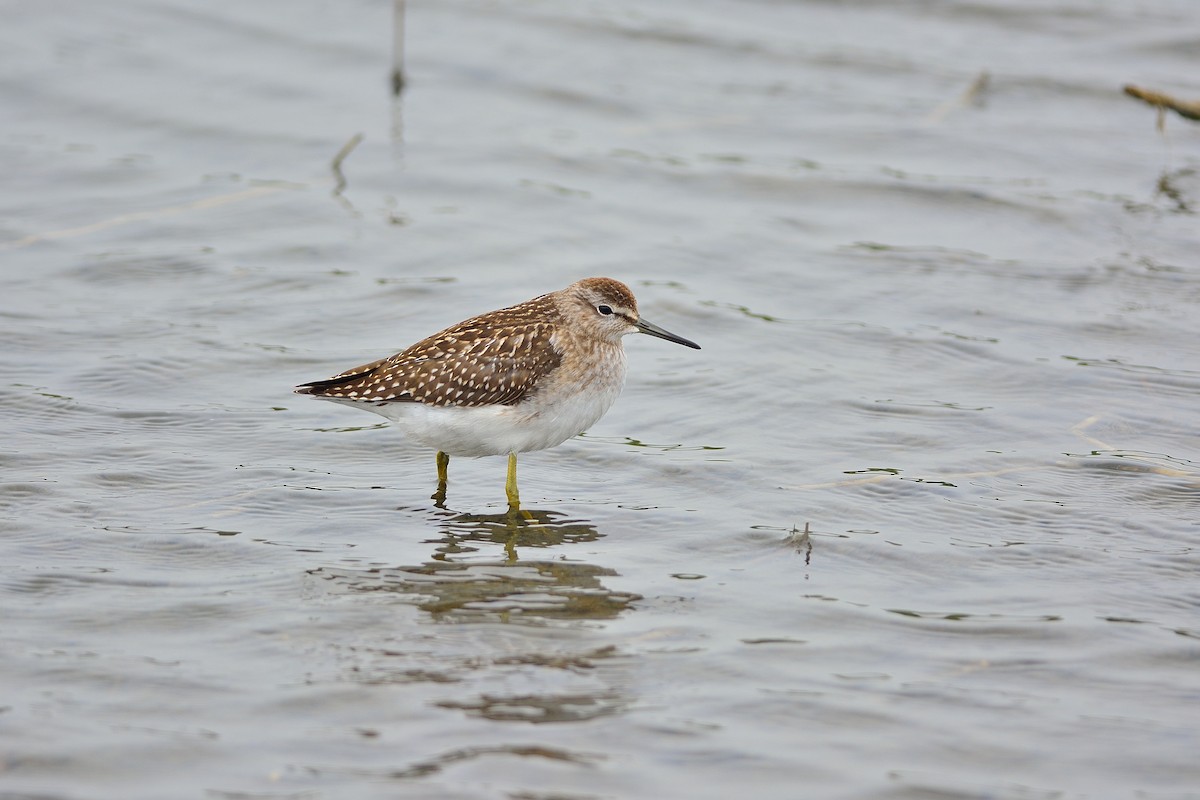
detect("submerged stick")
[1124,84,1200,124]
[0,185,292,251]
[331,132,364,196]
[925,70,990,124]
[391,0,406,95]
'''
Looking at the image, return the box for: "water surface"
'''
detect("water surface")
[2,1,1199,798]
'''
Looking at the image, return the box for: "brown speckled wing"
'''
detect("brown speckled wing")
[296,295,563,408]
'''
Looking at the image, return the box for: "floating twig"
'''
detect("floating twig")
[925,70,990,125]
[785,413,1196,491]
[1123,84,1200,128]
[391,0,406,95]
[0,184,293,251]
[331,132,364,196]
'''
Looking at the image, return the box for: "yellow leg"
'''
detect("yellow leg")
[431,451,450,507]
[505,452,520,511]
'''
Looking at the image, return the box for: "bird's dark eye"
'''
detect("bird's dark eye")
[597,305,613,316]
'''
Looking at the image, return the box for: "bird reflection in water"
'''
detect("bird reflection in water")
[309,509,640,624]
[427,506,598,562]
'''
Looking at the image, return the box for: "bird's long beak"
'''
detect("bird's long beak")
[634,317,701,350]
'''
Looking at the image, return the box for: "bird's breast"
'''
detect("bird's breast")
[511,340,627,451]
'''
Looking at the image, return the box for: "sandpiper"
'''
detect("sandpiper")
[296,277,700,510]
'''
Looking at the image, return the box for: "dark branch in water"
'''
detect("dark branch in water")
[391,0,406,96]
[1124,84,1200,124]
[331,133,364,197]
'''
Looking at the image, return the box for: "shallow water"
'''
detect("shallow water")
[3,1,1199,798]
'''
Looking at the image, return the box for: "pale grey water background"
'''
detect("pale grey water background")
[2,1,1199,798]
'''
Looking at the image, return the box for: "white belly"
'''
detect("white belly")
[320,348,628,457]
